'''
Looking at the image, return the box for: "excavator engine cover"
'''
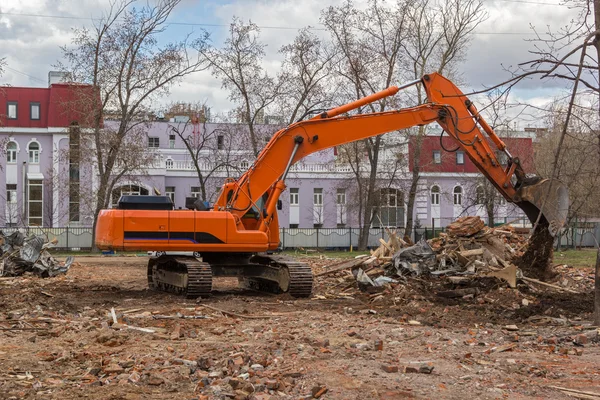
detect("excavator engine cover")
[516,178,569,236]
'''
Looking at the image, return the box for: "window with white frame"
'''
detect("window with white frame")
[336,188,346,205]
[166,158,173,169]
[166,186,175,202]
[30,102,40,120]
[453,186,463,205]
[433,150,441,164]
[475,186,485,204]
[28,179,43,226]
[313,188,323,206]
[28,142,40,163]
[373,188,404,227]
[190,186,201,198]
[431,185,440,205]
[6,184,17,203]
[6,142,17,163]
[290,188,299,205]
[456,151,465,165]
[148,137,160,148]
[240,160,249,169]
[7,102,17,119]
[217,135,224,150]
[169,134,175,149]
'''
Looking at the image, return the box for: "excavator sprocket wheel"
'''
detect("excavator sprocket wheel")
[248,255,314,298]
[147,256,212,298]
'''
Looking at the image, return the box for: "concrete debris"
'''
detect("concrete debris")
[0,231,73,278]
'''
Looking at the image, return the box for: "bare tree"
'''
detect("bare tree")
[169,114,246,202]
[201,18,283,156]
[322,0,409,249]
[57,0,211,249]
[278,28,336,124]
[401,0,486,241]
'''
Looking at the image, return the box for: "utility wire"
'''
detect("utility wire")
[0,10,566,35]
[4,66,46,84]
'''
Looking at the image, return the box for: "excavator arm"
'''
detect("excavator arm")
[216,72,568,236]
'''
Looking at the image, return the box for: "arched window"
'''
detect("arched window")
[165,158,174,169]
[431,185,440,205]
[6,142,17,163]
[475,186,485,204]
[453,186,462,205]
[28,142,40,163]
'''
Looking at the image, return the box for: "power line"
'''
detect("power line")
[490,0,566,5]
[4,66,46,84]
[0,10,562,35]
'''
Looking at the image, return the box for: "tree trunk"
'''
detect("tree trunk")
[594,247,600,326]
[404,130,424,242]
[358,144,381,250]
[486,202,495,227]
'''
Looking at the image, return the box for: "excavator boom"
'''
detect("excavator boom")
[95,72,569,299]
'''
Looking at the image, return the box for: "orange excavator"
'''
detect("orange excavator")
[95,73,569,298]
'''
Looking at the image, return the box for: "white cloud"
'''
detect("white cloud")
[0,0,585,115]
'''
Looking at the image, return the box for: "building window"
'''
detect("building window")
[166,158,173,169]
[453,186,463,205]
[169,134,175,149]
[6,142,17,163]
[336,188,346,205]
[290,188,299,205]
[433,150,441,164]
[28,179,43,226]
[166,186,175,202]
[431,185,440,205]
[69,124,81,222]
[30,102,40,120]
[190,186,201,198]
[240,160,249,169]
[373,188,404,227]
[7,102,17,119]
[289,224,299,229]
[475,186,485,204]
[217,135,224,150]
[148,137,160,148]
[456,151,464,165]
[313,188,323,206]
[28,142,40,163]
[7,184,17,203]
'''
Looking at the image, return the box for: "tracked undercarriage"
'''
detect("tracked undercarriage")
[147,253,313,298]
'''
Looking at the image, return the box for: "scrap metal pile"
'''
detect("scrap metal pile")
[350,217,530,289]
[0,231,73,278]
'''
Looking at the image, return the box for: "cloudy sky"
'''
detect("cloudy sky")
[0,0,580,121]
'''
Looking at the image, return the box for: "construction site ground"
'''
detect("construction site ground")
[1,252,598,400]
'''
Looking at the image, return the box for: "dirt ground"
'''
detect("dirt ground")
[0,255,599,400]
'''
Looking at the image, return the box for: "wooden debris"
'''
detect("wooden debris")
[447,216,486,237]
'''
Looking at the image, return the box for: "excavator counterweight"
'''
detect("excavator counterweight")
[95,72,569,298]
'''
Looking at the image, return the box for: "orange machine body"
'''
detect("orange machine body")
[96,209,280,252]
[96,73,559,252]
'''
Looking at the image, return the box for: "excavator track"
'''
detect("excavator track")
[248,255,314,298]
[147,256,212,298]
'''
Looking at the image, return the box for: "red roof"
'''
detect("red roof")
[0,83,100,128]
[408,135,535,173]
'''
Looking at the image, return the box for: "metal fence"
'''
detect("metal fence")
[1,221,598,251]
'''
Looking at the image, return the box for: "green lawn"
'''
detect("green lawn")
[554,249,599,268]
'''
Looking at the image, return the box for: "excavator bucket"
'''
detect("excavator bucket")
[515,178,569,237]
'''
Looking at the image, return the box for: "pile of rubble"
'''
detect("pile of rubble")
[0,231,73,278]
[334,217,535,290]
